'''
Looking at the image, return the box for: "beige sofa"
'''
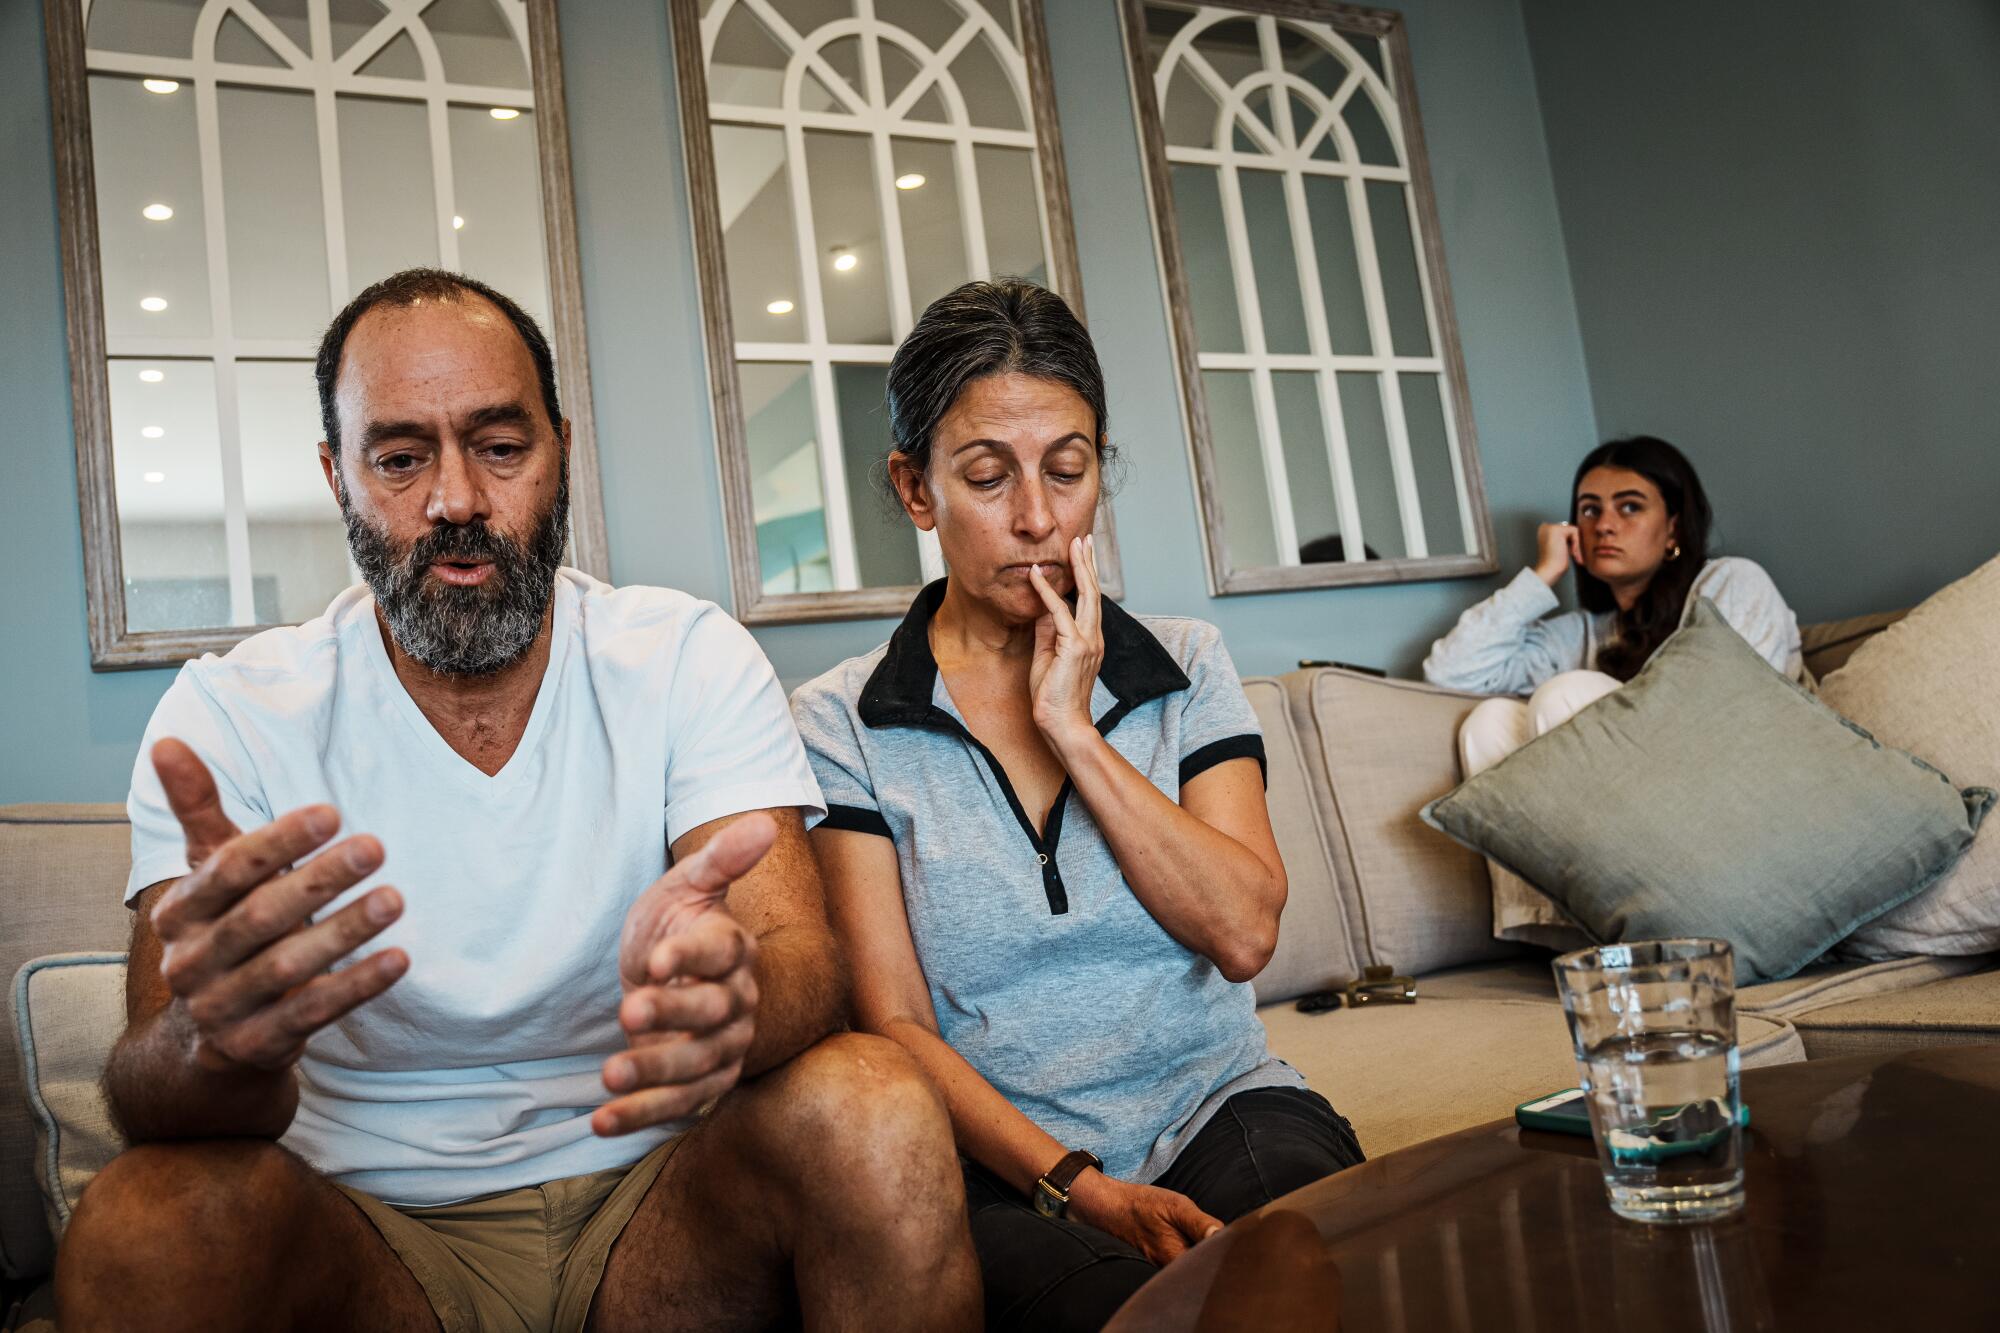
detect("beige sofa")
[4,612,1996,1327]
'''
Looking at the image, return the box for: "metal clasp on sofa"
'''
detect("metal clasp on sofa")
[1346,964,1418,1007]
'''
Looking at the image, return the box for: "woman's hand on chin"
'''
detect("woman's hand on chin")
[1067,1167,1223,1266]
[1027,534,1104,746]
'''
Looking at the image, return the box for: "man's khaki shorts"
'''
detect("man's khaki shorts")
[333,1136,685,1333]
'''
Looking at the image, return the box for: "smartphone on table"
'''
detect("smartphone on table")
[1515,1088,1750,1163]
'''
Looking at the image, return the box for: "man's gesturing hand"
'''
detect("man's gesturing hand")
[595,813,777,1137]
[147,738,408,1073]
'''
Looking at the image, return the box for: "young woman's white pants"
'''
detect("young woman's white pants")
[1456,670,1621,945]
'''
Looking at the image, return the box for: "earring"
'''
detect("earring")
[1667,543,1682,562]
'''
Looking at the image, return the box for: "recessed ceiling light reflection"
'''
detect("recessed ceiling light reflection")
[766,299,795,315]
[144,471,166,483]
[142,203,174,222]
[453,215,465,230]
[139,368,165,383]
[832,250,858,272]
[489,107,521,120]
[142,79,180,94]
[894,173,926,190]
[140,296,168,312]
[141,426,165,439]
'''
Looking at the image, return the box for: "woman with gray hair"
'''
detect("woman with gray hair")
[791,279,1362,1331]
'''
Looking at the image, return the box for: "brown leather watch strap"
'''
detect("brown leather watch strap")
[1043,1148,1102,1196]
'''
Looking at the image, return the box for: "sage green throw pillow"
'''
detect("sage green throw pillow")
[1421,599,1994,983]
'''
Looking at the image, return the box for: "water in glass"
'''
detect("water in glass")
[1581,1030,1743,1223]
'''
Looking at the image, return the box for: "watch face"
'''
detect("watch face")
[1032,1183,1066,1220]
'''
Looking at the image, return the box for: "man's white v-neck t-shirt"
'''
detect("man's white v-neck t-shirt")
[124,569,824,1205]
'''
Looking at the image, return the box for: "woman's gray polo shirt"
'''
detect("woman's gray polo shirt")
[790,580,1302,1184]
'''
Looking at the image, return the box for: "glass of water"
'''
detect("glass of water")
[1553,938,1745,1224]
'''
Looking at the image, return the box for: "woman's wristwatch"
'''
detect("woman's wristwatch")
[1032,1148,1103,1220]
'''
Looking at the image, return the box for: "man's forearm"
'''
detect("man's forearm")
[741,923,847,1078]
[105,1003,299,1143]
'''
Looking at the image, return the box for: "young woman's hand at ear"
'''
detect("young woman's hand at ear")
[1534,522,1582,587]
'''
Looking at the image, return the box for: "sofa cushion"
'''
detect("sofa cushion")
[0,805,133,1281]
[1243,677,1361,1003]
[1259,984,1801,1158]
[1799,608,1908,680]
[1421,600,1994,984]
[1789,964,2000,1060]
[9,956,126,1248]
[1820,555,2000,959]
[1285,669,1518,978]
[1395,953,1995,1018]
[1735,953,1993,1019]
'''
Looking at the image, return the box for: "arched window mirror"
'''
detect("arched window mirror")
[1122,1,1496,594]
[673,0,1118,624]
[49,0,604,668]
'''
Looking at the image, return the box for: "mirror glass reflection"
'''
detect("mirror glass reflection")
[86,0,554,634]
[703,0,1077,608]
[1143,2,1488,583]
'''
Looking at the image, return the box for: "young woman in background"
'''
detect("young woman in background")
[1423,435,1802,942]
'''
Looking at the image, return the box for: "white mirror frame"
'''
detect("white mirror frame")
[1120,0,1497,595]
[48,0,609,669]
[672,0,1122,624]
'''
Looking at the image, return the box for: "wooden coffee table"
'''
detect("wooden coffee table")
[1107,1045,2000,1331]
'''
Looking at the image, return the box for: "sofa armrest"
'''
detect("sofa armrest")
[0,806,132,1282]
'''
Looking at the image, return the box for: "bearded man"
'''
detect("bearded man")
[55,270,980,1333]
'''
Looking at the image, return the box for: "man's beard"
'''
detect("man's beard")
[341,473,568,677]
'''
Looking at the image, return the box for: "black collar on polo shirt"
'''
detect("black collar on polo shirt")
[858,577,1190,732]
[857,577,1193,916]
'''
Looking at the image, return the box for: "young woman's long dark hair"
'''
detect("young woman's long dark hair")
[1573,436,1713,681]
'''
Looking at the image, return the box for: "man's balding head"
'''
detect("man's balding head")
[315,268,562,459]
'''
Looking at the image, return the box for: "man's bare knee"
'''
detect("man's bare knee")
[592,1039,970,1333]
[752,1034,958,1207]
[59,1141,314,1322]
[68,1140,304,1255]
[754,1035,977,1325]
[772,1035,946,1145]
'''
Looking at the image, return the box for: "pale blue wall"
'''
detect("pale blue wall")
[1,0,182,804]
[2,0,1596,802]
[1521,0,2000,622]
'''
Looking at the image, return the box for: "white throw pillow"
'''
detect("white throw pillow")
[10,953,127,1240]
[1821,556,2000,957]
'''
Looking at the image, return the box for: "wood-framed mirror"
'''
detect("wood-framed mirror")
[1120,0,1497,595]
[48,0,607,669]
[671,0,1122,625]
